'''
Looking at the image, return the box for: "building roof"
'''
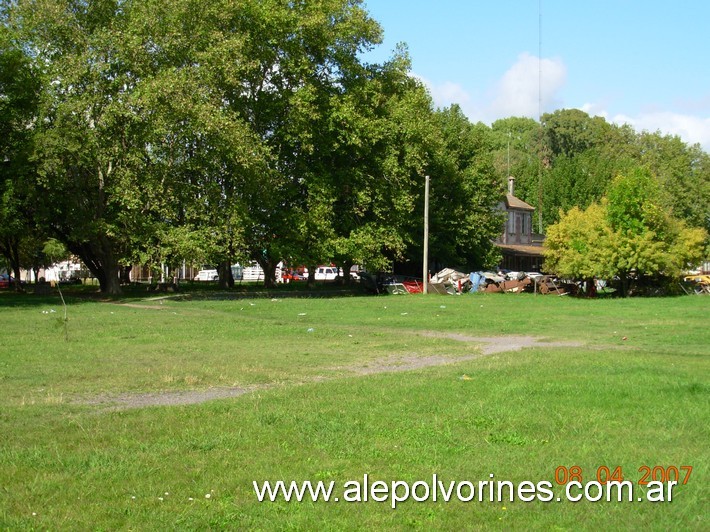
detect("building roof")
[505,194,535,211]
[497,243,545,257]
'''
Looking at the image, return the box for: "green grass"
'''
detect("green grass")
[0,291,708,529]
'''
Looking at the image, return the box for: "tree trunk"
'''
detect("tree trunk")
[3,239,25,292]
[101,267,122,295]
[69,239,122,295]
[12,263,23,292]
[120,265,132,284]
[620,273,629,298]
[341,260,354,286]
[259,258,278,289]
[217,260,234,289]
[306,263,317,288]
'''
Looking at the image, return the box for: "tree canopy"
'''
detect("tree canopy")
[1,2,708,294]
[1,0,513,293]
[544,169,707,296]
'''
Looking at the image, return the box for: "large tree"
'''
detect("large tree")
[0,24,40,290]
[544,169,707,296]
[210,0,390,286]
[322,52,440,275]
[633,131,710,233]
[418,105,503,271]
[7,0,285,293]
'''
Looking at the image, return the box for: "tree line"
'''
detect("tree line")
[1,0,708,294]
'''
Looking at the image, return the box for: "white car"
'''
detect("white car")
[194,269,219,281]
[314,266,340,281]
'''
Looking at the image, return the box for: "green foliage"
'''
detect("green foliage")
[498,109,709,239]
[606,168,663,235]
[633,132,710,233]
[544,170,708,294]
[0,25,42,287]
[41,239,68,263]
[421,105,503,270]
[541,108,613,159]
[540,149,635,228]
[2,1,708,290]
[544,203,613,280]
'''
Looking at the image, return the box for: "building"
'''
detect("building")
[495,176,545,272]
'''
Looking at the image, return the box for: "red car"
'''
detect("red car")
[0,273,23,288]
[282,269,306,282]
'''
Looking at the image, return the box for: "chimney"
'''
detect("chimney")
[508,176,515,196]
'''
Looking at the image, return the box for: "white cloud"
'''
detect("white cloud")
[581,104,710,151]
[490,52,566,119]
[580,102,609,119]
[612,112,710,151]
[427,80,472,107]
[413,74,480,118]
[417,53,566,123]
[419,55,710,152]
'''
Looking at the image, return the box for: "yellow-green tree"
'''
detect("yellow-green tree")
[544,169,706,296]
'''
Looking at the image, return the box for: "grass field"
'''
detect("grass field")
[0,289,708,529]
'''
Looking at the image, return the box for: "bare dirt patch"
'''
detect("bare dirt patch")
[415,331,582,354]
[111,302,168,310]
[336,333,581,375]
[82,385,264,410]
[77,333,582,411]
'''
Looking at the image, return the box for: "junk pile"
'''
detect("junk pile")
[359,272,424,294]
[682,274,710,295]
[428,268,471,295]
[361,268,579,296]
[532,275,578,295]
[429,269,578,296]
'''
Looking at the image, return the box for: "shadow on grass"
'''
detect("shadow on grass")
[0,281,371,308]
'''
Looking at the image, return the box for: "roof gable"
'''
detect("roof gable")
[505,194,535,211]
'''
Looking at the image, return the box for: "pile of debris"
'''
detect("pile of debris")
[429,269,578,296]
[427,268,471,294]
[682,274,710,295]
[361,268,579,296]
[478,271,532,293]
[532,275,578,296]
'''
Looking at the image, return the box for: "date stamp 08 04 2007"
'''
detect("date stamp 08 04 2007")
[554,465,693,486]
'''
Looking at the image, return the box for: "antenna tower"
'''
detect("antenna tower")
[537,0,544,234]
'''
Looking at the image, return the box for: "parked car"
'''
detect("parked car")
[194,269,219,281]
[282,269,306,282]
[314,266,340,281]
[0,273,25,288]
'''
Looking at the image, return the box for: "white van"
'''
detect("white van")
[194,269,219,281]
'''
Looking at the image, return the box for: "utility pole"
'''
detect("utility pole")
[423,174,430,294]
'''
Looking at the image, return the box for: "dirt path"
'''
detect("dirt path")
[78,333,582,411]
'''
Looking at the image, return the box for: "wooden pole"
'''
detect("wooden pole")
[423,174,430,294]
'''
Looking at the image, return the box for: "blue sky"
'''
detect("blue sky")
[361,0,710,150]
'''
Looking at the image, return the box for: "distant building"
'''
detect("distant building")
[495,176,545,272]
